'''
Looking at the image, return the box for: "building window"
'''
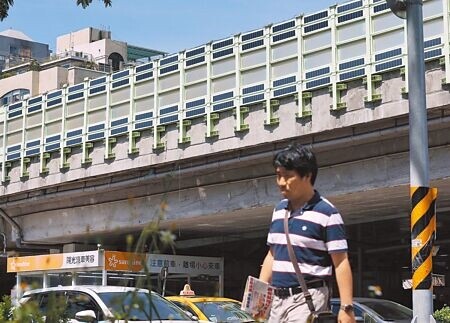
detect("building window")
[9,46,19,56]
[108,52,124,72]
[1,89,30,107]
[20,47,32,58]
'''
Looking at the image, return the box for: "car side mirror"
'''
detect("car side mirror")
[355,315,364,323]
[75,309,96,322]
[184,310,199,321]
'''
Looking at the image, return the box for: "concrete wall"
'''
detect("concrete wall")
[0,67,106,102]
[56,28,126,64]
[1,61,448,196]
[38,67,68,94]
[0,60,449,244]
[0,71,39,98]
[6,125,449,243]
[57,27,96,54]
[67,67,106,86]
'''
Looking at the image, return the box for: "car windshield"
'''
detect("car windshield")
[97,291,192,321]
[359,300,413,320]
[195,301,255,322]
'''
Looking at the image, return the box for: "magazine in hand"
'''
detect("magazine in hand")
[241,276,275,320]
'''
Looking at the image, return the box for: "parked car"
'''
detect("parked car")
[166,285,255,323]
[330,297,413,323]
[19,285,197,322]
[167,295,256,323]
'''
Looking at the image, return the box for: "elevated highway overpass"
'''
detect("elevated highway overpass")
[1,61,450,248]
[1,0,450,302]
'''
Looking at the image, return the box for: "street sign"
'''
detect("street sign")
[402,274,445,289]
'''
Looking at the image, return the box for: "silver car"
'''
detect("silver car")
[20,285,197,322]
[330,297,413,323]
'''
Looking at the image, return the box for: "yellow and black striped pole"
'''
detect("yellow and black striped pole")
[410,186,437,289]
[387,0,432,320]
[411,186,437,290]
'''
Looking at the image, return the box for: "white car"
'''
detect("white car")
[19,285,197,322]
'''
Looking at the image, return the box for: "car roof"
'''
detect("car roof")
[22,285,149,296]
[331,297,402,303]
[167,295,240,303]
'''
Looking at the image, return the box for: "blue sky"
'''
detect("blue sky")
[0,0,347,55]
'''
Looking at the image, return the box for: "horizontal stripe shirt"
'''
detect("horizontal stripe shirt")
[267,190,348,288]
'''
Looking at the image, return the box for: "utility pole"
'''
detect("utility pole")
[386,1,437,322]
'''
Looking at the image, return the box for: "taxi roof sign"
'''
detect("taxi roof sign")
[180,284,195,296]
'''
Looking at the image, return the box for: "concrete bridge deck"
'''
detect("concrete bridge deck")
[1,61,450,247]
[0,0,449,253]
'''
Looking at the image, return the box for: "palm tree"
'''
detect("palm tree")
[0,0,112,21]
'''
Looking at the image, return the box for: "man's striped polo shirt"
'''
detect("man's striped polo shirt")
[267,190,348,288]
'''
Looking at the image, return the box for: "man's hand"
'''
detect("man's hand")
[331,253,355,323]
[338,309,356,323]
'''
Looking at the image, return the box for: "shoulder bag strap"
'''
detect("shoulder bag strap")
[284,209,316,313]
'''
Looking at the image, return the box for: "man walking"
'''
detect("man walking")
[259,143,355,323]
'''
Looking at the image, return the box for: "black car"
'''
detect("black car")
[331,297,413,323]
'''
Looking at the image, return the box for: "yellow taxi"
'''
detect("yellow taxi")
[167,285,256,323]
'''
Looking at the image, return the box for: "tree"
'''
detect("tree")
[0,0,112,21]
[435,306,450,323]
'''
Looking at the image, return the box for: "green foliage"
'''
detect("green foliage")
[29,60,41,71]
[434,305,450,323]
[0,294,69,322]
[11,300,44,323]
[0,295,13,321]
[0,0,112,20]
[0,0,13,21]
[83,61,98,70]
[43,293,69,323]
[0,188,176,322]
[0,71,14,79]
[76,0,112,9]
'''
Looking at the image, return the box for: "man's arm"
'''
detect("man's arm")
[259,248,274,283]
[331,252,355,323]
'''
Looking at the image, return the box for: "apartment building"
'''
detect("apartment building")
[0,27,165,107]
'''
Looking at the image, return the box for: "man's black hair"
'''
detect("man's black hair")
[273,143,318,184]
